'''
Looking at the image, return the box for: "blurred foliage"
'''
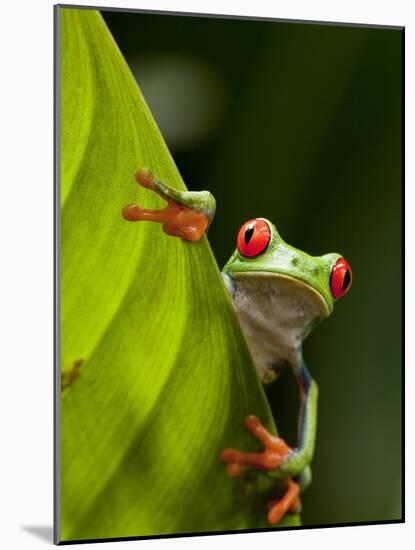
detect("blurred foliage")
[104,10,403,526]
[59,8,301,542]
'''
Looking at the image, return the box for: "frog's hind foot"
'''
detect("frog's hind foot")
[220,415,292,477]
[122,168,215,242]
[220,415,300,525]
[267,479,302,525]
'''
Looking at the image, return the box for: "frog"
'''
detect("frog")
[122,168,352,525]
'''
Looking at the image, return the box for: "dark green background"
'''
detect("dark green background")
[103,10,403,527]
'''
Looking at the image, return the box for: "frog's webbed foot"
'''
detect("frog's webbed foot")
[220,415,292,476]
[220,415,300,524]
[61,358,84,390]
[122,168,216,242]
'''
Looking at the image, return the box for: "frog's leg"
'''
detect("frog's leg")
[122,168,216,242]
[220,415,300,524]
[295,465,312,492]
[222,364,318,479]
[276,362,318,479]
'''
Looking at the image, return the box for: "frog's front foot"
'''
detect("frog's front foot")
[220,415,300,525]
[122,168,216,242]
[220,415,292,476]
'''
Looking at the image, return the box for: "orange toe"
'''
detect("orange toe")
[266,479,301,525]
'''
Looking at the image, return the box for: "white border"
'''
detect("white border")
[1,1,411,548]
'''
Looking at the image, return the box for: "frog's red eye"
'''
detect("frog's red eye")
[330,257,352,299]
[237,219,271,258]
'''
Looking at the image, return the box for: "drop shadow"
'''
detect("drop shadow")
[21,525,53,543]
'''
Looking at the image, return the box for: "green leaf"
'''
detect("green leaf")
[59,7,300,541]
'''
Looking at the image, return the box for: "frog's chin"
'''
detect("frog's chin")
[224,271,330,383]
[228,271,330,319]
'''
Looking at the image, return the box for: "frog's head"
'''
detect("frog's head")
[223,218,352,319]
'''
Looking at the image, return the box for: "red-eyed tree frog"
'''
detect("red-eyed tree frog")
[123,168,352,525]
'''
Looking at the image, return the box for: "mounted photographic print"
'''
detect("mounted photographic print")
[55,4,404,544]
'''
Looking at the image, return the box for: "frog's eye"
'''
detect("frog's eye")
[237,218,271,258]
[330,257,352,299]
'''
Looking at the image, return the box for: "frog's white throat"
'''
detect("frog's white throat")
[224,272,329,384]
